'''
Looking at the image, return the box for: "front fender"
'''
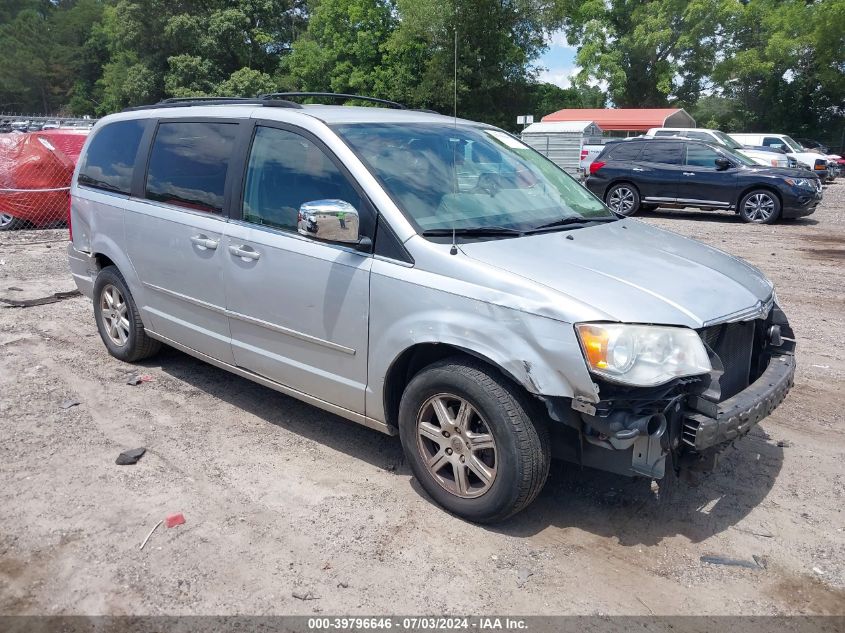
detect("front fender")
[366,265,599,423]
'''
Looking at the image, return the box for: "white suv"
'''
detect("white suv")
[647,127,789,168]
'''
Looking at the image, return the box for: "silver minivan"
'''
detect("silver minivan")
[68,95,796,522]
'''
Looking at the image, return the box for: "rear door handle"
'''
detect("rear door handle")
[683,172,695,176]
[228,244,261,261]
[190,235,218,250]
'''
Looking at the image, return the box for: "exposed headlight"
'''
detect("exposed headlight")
[575,323,712,387]
[784,177,811,188]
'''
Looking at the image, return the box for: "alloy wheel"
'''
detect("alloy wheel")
[99,283,130,346]
[0,213,14,228]
[608,187,635,214]
[743,193,775,222]
[416,393,497,499]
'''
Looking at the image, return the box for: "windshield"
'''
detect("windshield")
[782,136,803,152]
[713,130,743,150]
[334,123,613,234]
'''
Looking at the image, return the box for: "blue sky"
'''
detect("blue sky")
[537,31,578,88]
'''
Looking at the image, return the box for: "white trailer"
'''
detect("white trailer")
[521,120,603,177]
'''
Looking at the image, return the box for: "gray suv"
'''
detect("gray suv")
[68,95,796,522]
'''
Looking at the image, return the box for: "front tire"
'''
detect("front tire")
[398,357,550,523]
[93,266,160,362]
[605,183,641,216]
[738,190,781,224]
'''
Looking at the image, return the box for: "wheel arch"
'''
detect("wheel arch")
[736,184,782,211]
[604,179,641,201]
[382,343,533,432]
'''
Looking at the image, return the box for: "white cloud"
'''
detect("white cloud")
[547,30,575,50]
[538,65,581,88]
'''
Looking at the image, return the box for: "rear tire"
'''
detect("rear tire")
[93,266,160,362]
[0,212,27,231]
[398,357,550,523]
[738,190,781,224]
[605,183,641,216]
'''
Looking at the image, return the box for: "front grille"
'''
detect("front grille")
[699,320,756,400]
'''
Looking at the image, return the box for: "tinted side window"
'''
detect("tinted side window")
[685,144,722,168]
[78,120,145,194]
[145,122,238,213]
[763,137,784,148]
[653,130,676,137]
[242,126,363,233]
[640,142,683,165]
[605,142,643,161]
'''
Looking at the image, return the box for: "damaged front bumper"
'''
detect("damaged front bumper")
[683,350,794,451]
[545,306,796,480]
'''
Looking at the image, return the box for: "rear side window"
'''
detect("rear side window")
[640,142,683,165]
[145,121,238,213]
[604,142,643,161]
[763,137,785,148]
[653,130,676,137]
[78,120,145,194]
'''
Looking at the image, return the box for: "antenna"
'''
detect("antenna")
[453,28,458,127]
[450,227,458,255]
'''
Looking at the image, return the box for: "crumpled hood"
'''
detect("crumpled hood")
[458,219,774,328]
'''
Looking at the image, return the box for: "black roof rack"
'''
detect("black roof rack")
[123,97,302,112]
[260,92,407,110]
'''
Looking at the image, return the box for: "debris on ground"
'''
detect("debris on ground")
[7,286,23,292]
[516,567,534,588]
[139,519,163,550]
[165,513,185,528]
[337,581,349,589]
[700,555,765,570]
[59,399,80,410]
[777,439,792,448]
[0,289,81,308]
[126,373,155,385]
[115,447,146,465]
[292,590,318,601]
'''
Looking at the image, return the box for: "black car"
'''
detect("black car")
[585,138,822,224]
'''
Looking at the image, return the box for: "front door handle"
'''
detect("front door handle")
[190,235,218,250]
[228,244,261,261]
[683,171,695,176]
[632,167,644,172]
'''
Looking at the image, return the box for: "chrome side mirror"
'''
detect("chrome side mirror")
[297,200,360,244]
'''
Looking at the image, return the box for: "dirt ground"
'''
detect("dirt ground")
[1,185,843,617]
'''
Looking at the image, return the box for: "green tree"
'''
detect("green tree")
[529,82,606,120]
[94,0,306,113]
[713,0,844,143]
[285,0,397,95]
[554,0,731,107]
[380,0,553,127]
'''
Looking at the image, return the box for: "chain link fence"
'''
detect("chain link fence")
[0,127,89,236]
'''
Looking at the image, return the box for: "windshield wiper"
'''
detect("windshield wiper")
[525,216,616,234]
[421,227,523,237]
